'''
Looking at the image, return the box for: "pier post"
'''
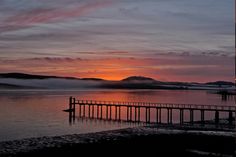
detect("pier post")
[148,108,151,123]
[73,98,76,117]
[159,109,162,123]
[79,104,82,117]
[167,109,172,124]
[201,110,205,124]
[72,107,75,122]
[229,111,233,125]
[115,106,117,120]
[156,108,158,123]
[69,96,73,111]
[119,106,121,121]
[68,97,72,124]
[145,107,148,123]
[83,104,85,117]
[138,107,140,122]
[110,106,112,120]
[130,107,132,121]
[92,105,94,118]
[127,107,129,121]
[88,105,91,117]
[100,105,103,119]
[167,109,170,124]
[97,105,99,118]
[190,110,194,124]
[106,106,108,119]
[215,111,219,124]
[69,110,72,125]
[179,109,182,124]
[180,109,184,124]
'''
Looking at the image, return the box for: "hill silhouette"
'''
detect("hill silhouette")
[0,73,101,81]
[0,73,64,79]
[122,76,156,82]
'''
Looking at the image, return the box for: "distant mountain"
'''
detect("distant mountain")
[122,76,157,82]
[206,81,235,86]
[100,76,170,89]
[0,73,63,79]
[0,73,105,81]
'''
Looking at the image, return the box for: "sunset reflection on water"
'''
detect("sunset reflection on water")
[0,89,234,142]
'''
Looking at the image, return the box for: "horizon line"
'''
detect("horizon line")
[0,72,234,84]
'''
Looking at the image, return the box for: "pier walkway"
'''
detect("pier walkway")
[65,97,236,126]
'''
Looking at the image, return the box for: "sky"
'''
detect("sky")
[0,0,234,82]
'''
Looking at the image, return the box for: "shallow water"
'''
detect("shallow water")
[0,89,234,142]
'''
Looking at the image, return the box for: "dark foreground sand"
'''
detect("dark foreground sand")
[0,126,235,157]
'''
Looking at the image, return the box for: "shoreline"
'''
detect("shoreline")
[0,126,235,157]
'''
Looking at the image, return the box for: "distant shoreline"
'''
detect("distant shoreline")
[0,85,234,91]
[0,73,235,90]
[0,126,235,157]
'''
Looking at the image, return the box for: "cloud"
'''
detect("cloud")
[0,55,234,82]
[0,0,112,33]
[31,57,83,62]
[0,0,233,57]
[0,0,234,82]
[106,51,129,54]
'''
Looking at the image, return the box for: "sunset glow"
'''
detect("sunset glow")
[0,1,235,156]
[0,0,234,82]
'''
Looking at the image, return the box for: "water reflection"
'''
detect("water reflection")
[66,101,235,126]
[0,90,234,142]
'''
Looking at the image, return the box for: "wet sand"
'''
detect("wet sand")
[0,126,235,157]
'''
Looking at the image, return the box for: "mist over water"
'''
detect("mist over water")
[0,78,103,89]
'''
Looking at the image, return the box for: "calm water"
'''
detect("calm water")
[0,89,234,142]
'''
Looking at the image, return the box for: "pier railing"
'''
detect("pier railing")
[74,100,235,111]
[66,97,236,126]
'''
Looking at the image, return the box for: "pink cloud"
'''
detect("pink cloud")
[0,0,112,32]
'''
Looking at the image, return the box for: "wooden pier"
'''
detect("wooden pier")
[66,97,236,126]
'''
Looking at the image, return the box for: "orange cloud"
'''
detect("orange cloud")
[0,55,234,82]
